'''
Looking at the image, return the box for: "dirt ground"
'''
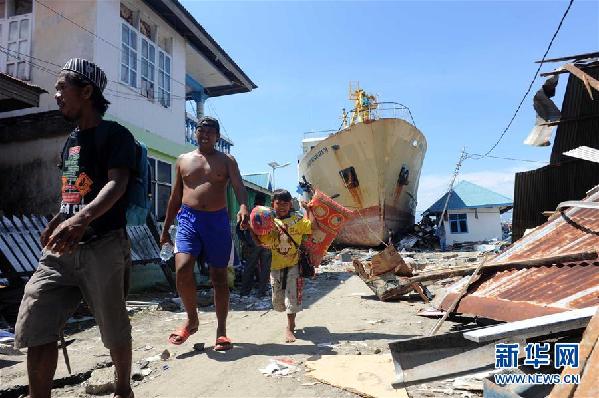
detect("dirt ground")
[0,251,484,398]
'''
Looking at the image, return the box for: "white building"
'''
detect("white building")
[423,180,513,245]
[0,0,256,219]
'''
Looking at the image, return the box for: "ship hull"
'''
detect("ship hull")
[298,118,427,247]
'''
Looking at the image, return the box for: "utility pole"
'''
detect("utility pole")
[437,147,468,229]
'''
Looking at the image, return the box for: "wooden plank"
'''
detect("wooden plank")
[0,234,28,274]
[404,251,598,285]
[463,307,597,343]
[535,51,599,63]
[30,215,48,232]
[0,217,37,273]
[133,227,152,260]
[427,255,491,336]
[549,307,599,398]
[564,63,599,93]
[2,217,38,271]
[12,216,42,258]
[126,227,142,262]
[141,233,160,259]
[127,227,143,259]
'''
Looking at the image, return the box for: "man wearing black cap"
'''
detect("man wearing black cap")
[14,58,135,398]
[160,116,249,350]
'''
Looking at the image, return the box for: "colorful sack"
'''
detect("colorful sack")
[303,190,356,266]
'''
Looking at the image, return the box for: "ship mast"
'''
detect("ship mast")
[344,82,378,127]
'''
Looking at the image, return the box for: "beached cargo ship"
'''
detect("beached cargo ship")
[298,85,427,247]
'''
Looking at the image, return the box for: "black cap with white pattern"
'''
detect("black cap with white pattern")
[61,58,107,93]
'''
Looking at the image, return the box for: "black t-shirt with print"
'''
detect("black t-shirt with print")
[59,120,136,237]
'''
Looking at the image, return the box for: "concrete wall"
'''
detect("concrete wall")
[444,208,503,244]
[0,112,73,215]
[95,0,187,146]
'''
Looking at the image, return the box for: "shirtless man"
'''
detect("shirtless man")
[161,116,249,350]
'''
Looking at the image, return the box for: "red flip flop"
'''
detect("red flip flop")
[214,336,233,351]
[168,326,197,345]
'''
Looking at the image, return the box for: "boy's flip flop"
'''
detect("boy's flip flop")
[168,326,198,345]
[214,336,233,351]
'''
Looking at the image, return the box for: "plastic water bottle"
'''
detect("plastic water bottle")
[160,226,176,261]
[160,243,174,261]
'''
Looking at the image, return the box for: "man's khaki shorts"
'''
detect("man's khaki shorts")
[270,265,304,314]
[14,229,132,350]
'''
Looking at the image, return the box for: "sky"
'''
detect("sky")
[182,0,599,213]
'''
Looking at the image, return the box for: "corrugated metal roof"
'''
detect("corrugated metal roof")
[564,146,599,164]
[440,185,599,321]
[440,261,599,322]
[242,173,272,191]
[424,180,513,214]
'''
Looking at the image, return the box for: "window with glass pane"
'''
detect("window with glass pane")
[158,50,171,108]
[0,0,6,19]
[449,213,468,233]
[13,0,31,16]
[148,157,172,221]
[141,38,155,99]
[121,23,137,87]
[5,16,30,79]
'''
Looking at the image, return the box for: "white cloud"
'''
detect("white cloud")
[416,165,531,214]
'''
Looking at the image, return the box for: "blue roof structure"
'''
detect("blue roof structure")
[242,173,273,191]
[424,180,513,215]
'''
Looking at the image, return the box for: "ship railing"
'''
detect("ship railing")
[354,101,417,127]
[302,129,338,140]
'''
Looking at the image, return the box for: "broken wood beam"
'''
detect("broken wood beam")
[563,63,599,97]
[540,63,599,77]
[535,51,599,63]
[463,306,597,343]
[427,255,490,336]
[549,307,599,398]
[404,251,598,286]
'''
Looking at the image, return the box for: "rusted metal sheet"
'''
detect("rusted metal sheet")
[498,187,599,263]
[440,185,599,321]
[440,261,599,322]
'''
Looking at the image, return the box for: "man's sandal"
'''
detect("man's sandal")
[214,336,233,351]
[168,326,198,345]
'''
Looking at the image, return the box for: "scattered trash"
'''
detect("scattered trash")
[131,365,152,381]
[158,298,181,312]
[366,319,385,325]
[316,342,338,349]
[374,348,382,354]
[193,343,205,352]
[0,329,15,343]
[417,307,446,318]
[85,366,115,395]
[0,343,23,355]
[145,354,161,362]
[160,349,170,360]
[259,357,299,377]
[162,364,170,371]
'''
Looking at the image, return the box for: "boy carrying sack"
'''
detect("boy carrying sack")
[251,189,312,342]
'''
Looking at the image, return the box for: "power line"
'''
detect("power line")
[33,0,189,90]
[466,153,549,164]
[0,45,198,103]
[477,0,575,158]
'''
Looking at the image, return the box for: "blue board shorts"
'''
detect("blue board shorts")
[174,205,233,268]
